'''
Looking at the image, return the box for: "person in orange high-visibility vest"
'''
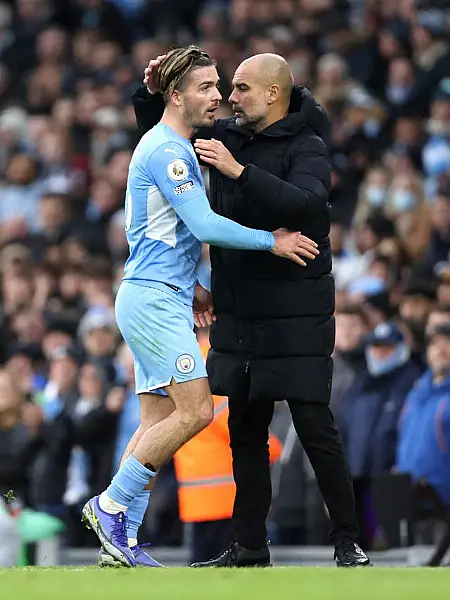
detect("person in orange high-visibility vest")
[173,330,283,564]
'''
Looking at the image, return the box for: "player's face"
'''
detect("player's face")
[180,66,222,128]
[229,65,270,130]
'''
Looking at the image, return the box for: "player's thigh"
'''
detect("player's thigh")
[165,377,213,425]
[115,282,207,391]
[138,392,175,429]
[115,282,171,368]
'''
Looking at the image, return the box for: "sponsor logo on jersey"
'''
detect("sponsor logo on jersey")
[174,181,195,195]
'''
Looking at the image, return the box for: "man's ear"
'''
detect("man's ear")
[266,84,280,105]
[170,89,182,107]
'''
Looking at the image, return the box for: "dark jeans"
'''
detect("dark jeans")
[228,384,359,549]
[190,519,232,564]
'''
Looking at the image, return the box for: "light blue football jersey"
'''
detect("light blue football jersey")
[123,123,205,305]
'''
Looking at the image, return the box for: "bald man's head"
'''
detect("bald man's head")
[242,54,294,100]
[229,53,294,132]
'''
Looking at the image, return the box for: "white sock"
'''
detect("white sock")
[128,538,138,548]
[99,492,128,514]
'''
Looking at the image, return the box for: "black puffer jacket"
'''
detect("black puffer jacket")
[132,86,335,403]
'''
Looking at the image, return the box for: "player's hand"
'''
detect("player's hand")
[194,139,244,180]
[193,283,216,328]
[271,229,319,266]
[143,54,167,95]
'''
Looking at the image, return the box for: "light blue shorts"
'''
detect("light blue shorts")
[115,281,207,395]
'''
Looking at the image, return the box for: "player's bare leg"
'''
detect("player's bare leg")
[132,378,213,467]
[83,378,213,567]
[98,393,175,568]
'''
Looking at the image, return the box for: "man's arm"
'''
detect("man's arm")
[132,86,164,135]
[236,135,331,220]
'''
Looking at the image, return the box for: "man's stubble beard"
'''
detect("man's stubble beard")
[183,104,212,130]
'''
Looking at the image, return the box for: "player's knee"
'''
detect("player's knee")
[179,398,213,434]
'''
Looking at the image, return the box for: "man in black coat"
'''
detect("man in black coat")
[132,52,370,567]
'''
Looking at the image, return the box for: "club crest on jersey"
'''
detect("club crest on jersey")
[168,159,188,182]
[176,354,195,374]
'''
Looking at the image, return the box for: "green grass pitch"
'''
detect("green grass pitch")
[1,567,450,600]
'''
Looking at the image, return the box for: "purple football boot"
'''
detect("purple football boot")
[81,495,136,567]
[98,543,166,568]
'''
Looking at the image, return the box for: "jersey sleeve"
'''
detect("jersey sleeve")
[147,142,274,252]
[148,142,204,209]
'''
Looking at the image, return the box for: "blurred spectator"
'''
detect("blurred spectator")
[339,321,422,546]
[28,344,80,516]
[0,368,38,503]
[385,57,416,108]
[353,165,391,229]
[340,322,422,480]
[384,173,431,262]
[77,306,118,383]
[331,304,370,420]
[398,278,436,362]
[421,189,450,273]
[396,324,450,509]
[0,153,44,243]
[422,79,450,197]
[426,303,450,337]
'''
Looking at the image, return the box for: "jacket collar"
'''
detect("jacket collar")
[225,86,329,140]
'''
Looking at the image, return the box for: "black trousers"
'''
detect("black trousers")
[190,519,232,564]
[228,386,359,549]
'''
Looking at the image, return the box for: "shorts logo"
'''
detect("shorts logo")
[168,159,188,182]
[174,181,195,195]
[176,354,195,374]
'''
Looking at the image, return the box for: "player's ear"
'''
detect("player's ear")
[170,88,182,107]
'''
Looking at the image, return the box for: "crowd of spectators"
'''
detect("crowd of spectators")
[1,0,450,552]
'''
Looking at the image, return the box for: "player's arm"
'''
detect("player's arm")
[151,144,273,251]
[150,144,319,264]
[195,258,211,292]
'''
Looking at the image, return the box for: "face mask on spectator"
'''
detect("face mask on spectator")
[392,190,417,213]
[365,342,410,377]
[423,139,450,177]
[363,118,381,138]
[366,186,387,207]
[386,85,413,105]
[426,119,450,136]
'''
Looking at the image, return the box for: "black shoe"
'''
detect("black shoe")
[190,542,271,568]
[334,539,371,567]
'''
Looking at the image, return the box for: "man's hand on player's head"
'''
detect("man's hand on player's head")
[143,54,167,95]
[272,229,319,266]
[193,283,216,328]
[194,139,245,180]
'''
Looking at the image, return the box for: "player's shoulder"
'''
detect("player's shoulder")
[139,126,191,162]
